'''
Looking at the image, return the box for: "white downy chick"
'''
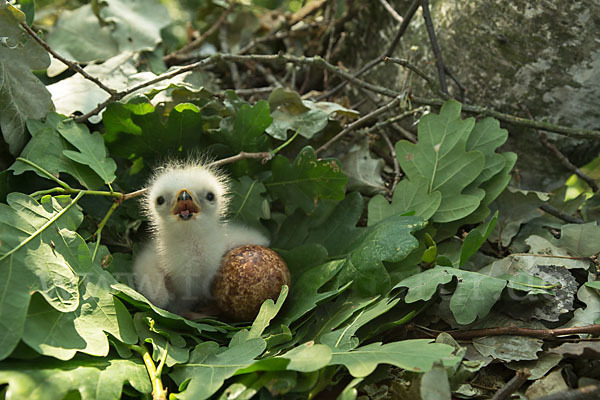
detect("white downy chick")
[132,162,269,314]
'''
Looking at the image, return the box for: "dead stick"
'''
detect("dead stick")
[19,22,115,95]
[490,369,531,400]
[445,324,600,340]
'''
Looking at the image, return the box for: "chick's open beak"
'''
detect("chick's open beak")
[172,189,201,221]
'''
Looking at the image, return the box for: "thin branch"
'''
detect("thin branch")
[540,204,584,224]
[219,24,242,89]
[445,323,600,340]
[384,0,421,58]
[20,22,116,95]
[16,157,72,190]
[378,0,404,23]
[238,20,328,56]
[540,133,598,191]
[316,95,405,154]
[491,369,531,400]
[227,86,277,96]
[163,1,235,65]
[314,0,420,101]
[380,131,401,193]
[444,65,466,101]
[384,56,445,97]
[534,385,600,400]
[420,0,448,95]
[323,0,338,88]
[208,151,273,168]
[74,55,218,122]
[411,96,600,139]
[521,105,598,192]
[255,63,282,87]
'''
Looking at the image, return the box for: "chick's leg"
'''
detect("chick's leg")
[132,245,172,309]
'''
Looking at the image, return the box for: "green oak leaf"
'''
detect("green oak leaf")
[490,187,549,247]
[554,222,600,257]
[340,139,386,195]
[466,117,509,186]
[459,211,498,267]
[57,119,117,185]
[10,113,105,190]
[434,152,517,240]
[473,336,543,362]
[336,215,426,296]
[328,340,461,377]
[223,100,272,152]
[98,0,171,52]
[368,177,442,225]
[0,7,53,155]
[0,356,151,400]
[305,192,364,257]
[170,338,266,400]
[395,100,485,222]
[237,340,332,374]
[103,99,209,163]
[45,4,119,75]
[279,259,349,325]
[228,176,270,235]
[0,194,83,360]
[21,229,137,360]
[265,146,347,214]
[320,296,400,352]
[395,267,507,324]
[265,88,357,140]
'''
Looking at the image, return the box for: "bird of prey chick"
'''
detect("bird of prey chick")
[132,162,268,315]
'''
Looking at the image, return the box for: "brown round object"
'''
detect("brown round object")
[213,245,290,321]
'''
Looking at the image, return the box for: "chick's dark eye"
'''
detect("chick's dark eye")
[206,192,215,201]
[156,196,165,205]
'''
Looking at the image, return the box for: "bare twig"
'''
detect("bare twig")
[289,0,327,25]
[378,0,404,23]
[227,86,276,96]
[540,204,584,224]
[19,22,115,95]
[380,131,401,192]
[444,66,466,101]
[255,63,283,87]
[219,25,241,89]
[540,133,599,192]
[490,369,531,400]
[521,105,599,192]
[420,0,448,95]
[314,0,420,101]
[238,20,328,56]
[535,385,600,400]
[323,0,338,88]
[444,323,600,340]
[208,151,273,168]
[163,1,235,65]
[384,56,445,97]
[316,95,405,154]
[411,96,600,139]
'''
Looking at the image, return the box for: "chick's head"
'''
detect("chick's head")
[144,164,229,228]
